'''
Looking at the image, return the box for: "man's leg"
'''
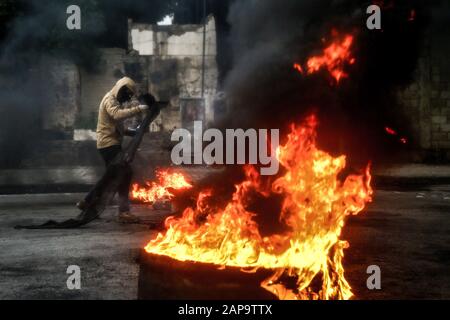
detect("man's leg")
[79,145,138,222]
[99,145,122,165]
[77,145,122,210]
[100,146,132,214]
[101,146,139,222]
[116,162,140,223]
[117,164,132,213]
[77,145,122,211]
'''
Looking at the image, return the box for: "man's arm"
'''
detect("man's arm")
[104,97,147,121]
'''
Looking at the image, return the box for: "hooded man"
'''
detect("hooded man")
[77,77,149,223]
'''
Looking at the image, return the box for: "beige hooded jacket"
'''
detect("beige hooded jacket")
[96,77,143,149]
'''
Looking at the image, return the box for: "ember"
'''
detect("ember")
[385,126,397,135]
[385,126,408,145]
[409,9,416,22]
[293,63,303,74]
[144,115,373,300]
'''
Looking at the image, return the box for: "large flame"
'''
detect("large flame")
[131,169,192,203]
[144,115,372,300]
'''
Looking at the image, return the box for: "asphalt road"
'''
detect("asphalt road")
[345,186,450,299]
[0,182,449,299]
[0,201,162,299]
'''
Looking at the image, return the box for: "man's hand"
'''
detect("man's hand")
[138,104,149,112]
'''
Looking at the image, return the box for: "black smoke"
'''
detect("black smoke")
[0,0,176,168]
[0,0,233,168]
[0,0,106,168]
[172,0,445,233]
[221,0,439,163]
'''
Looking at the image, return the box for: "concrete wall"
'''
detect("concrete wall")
[399,33,450,160]
[36,16,219,140]
[129,16,219,129]
[130,17,216,57]
[40,57,80,138]
[72,16,219,136]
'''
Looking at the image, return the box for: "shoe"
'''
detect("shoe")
[118,212,140,224]
[76,200,87,211]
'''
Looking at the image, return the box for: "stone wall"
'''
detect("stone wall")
[398,33,450,161]
[40,57,80,138]
[71,16,219,137]
[129,16,219,129]
[129,16,216,57]
[1,16,218,176]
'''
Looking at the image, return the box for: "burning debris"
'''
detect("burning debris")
[131,169,192,204]
[143,115,373,300]
[136,14,392,298]
[294,32,356,83]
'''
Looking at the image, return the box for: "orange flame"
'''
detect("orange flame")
[293,63,304,74]
[294,33,355,83]
[144,115,373,300]
[306,34,355,83]
[131,169,192,203]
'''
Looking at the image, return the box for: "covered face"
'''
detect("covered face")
[111,77,137,103]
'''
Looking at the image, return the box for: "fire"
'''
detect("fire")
[131,169,192,203]
[293,63,304,74]
[385,126,408,144]
[144,115,373,300]
[307,34,355,82]
[294,33,355,83]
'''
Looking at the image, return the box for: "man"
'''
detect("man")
[77,77,149,223]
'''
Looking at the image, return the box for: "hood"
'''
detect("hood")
[110,77,137,98]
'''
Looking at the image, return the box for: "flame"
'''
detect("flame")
[307,34,355,83]
[131,169,192,203]
[144,115,373,300]
[293,63,304,74]
[294,33,355,83]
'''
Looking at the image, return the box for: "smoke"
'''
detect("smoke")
[171,0,443,230]
[0,0,107,168]
[1,0,107,68]
[0,72,42,168]
[219,0,440,163]
[0,0,173,168]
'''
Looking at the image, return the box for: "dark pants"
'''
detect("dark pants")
[99,145,132,213]
[85,145,132,213]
